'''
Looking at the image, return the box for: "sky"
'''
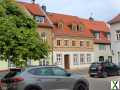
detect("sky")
[18,0,120,21]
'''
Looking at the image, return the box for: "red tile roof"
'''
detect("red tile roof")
[109,14,120,24]
[19,2,44,16]
[78,18,110,44]
[48,13,93,38]
[48,13,110,44]
[19,2,53,28]
[77,17,110,32]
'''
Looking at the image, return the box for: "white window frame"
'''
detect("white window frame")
[56,40,62,46]
[72,24,78,32]
[39,59,49,66]
[56,54,62,65]
[116,31,120,40]
[73,54,79,65]
[41,32,47,42]
[106,33,110,40]
[86,54,92,63]
[94,32,100,39]
[35,16,45,23]
[80,54,85,64]
[64,39,69,47]
[58,22,64,29]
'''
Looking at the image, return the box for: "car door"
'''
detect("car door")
[28,67,58,90]
[51,67,74,90]
[105,63,116,75]
[112,63,119,74]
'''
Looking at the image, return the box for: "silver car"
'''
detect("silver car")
[1,66,89,90]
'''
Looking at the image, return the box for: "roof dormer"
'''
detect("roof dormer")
[72,23,78,32]
[35,16,45,23]
[78,23,85,31]
[58,22,64,29]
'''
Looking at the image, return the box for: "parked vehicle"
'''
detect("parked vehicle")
[1,66,89,90]
[89,62,120,78]
[0,69,9,90]
[0,80,1,90]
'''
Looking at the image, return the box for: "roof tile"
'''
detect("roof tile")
[109,14,120,24]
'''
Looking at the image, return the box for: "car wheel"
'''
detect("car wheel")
[102,72,108,78]
[25,86,41,90]
[74,83,88,90]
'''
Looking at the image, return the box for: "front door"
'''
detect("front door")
[64,55,70,69]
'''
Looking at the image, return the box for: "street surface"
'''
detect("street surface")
[72,68,120,90]
[87,76,120,90]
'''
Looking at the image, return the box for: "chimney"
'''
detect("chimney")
[89,17,94,21]
[42,5,47,12]
[89,12,94,21]
[31,0,35,4]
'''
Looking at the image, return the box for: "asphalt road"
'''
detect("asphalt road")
[73,68,120,90]
[86,76,120,90]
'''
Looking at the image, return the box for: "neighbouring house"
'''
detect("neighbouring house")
[19,2,53,66]
[109,14,120,65]
[48,13,94,69]
[0,1,53,69]
[79,18,112,63]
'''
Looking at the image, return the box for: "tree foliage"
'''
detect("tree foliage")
[0,0,50,67]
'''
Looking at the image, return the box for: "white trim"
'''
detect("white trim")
[53,51,94,69]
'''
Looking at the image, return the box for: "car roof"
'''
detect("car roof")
[27,65,58,68]
[25,65,62,70]
[92,61,111,64]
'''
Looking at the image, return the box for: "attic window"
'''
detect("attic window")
[78,24,85,31]
[35,16,45,23]
[105,32,110,40]
[72,24,77,32]
[58,22,64,29]
[93,32,100,39]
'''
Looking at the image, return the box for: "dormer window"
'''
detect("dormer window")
[72,24,77,32]
[106,33,110,40]
[93,32,100,39]
[35,16,45,23]
[58,22,64,29]
[78,24,85,31]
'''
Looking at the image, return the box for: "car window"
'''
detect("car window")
[4,70,22,79]
[52,67,67,76]
[105,63,114,67]
[91,63,100,68]
[28,68,53,76]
